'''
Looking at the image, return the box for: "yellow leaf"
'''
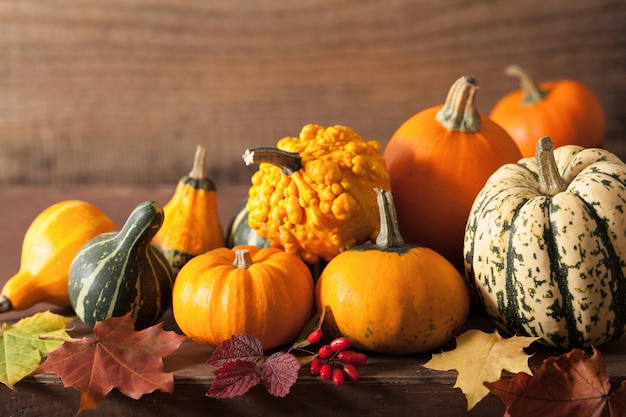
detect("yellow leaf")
[423,329,538,410]
[0,311,74,388]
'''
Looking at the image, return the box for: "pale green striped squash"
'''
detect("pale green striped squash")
[464,137,626,348]
[68,200,174,329]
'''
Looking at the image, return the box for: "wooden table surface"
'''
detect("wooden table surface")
[2,185,626,417]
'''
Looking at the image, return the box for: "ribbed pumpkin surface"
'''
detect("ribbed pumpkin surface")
[464,142,626,348]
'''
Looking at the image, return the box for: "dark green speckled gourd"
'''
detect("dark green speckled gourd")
[68,200,174,329]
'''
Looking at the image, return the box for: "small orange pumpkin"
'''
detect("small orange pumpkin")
[383,75,522,268]
[172,245,314,350]
[315,189,470,354]
[490,65,606,157]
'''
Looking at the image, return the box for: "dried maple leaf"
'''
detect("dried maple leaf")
[207,333,301,398]
[486,347,626,417]
[0,311,74,388]
[37,313,187,415]
[424,329,538,410]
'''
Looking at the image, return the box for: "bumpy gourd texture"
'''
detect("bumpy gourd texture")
[247,124,391,263]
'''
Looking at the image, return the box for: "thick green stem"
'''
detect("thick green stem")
[505,64,548,104]
[374,188,405,249]
[435,75,481,133]
[242,147,302,175]
[233,248,253,269]
[536,136,567,196]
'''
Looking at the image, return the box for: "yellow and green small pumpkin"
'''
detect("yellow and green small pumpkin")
[315,188,470,354]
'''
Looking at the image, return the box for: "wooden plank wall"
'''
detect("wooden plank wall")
[1,0,624,187]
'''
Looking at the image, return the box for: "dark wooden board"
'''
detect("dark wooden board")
[2,186,626,416]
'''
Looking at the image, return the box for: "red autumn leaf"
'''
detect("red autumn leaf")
[206,333,301,399]
[208,360,261,398]
[262,351,300,397]
[38,313,187,415]
[485,346,626,417]
[207,333,264,367]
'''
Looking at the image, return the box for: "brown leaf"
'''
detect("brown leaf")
[38,313,187,415]
[486,346,626,417]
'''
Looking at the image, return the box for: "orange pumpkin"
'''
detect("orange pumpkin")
[383,75,522,268]
[172,245,314,350]
[315,189,470,354]
[490,65,606,157]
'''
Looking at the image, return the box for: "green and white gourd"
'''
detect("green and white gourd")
[68,200,174,329]
[464,136,626,348]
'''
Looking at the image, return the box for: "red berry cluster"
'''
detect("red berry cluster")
[306,330,367,386]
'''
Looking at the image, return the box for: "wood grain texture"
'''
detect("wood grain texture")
[0,0,625,186]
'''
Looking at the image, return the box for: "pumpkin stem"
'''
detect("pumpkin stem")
[189,145,207,179]
[435,75,481,133]
[242,147,302,175]
[536,136,567,196]
[374,188,405,249]
[233,248,254,269]
[505,64,548,104]
[0,295,12,313]
[183,144,216,192]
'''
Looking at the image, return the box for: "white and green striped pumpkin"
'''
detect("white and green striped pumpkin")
[68,200,174,329]
[464,136,626,348]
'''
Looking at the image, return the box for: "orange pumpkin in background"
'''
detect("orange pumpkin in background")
[490,64,606,157]
[383,75,522,268]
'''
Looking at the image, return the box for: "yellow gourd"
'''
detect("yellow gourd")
[0,200,117,313]
[152,145,225,276]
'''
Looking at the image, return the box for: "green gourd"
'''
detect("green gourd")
[226,201,271,249]
[68,200,174,329]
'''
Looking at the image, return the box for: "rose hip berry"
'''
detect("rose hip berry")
[319,363,332,381]
[307,329,323,344]
[343,364,360,381]
[338,350,368,366]
[318,344,333,359]
[310,358,322,375]
[332,367,344,386]
[330,337,351,352]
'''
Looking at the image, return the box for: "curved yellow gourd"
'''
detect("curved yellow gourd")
[0,200,117,313]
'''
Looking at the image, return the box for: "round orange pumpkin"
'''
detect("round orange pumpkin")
[383,75,522,268]
[315,189,470,354]
[490,65,606,157]
[172,245,314,350]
